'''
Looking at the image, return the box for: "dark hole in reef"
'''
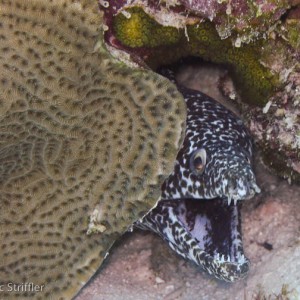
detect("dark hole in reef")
[154,57,241,115]
[155,56,229,75]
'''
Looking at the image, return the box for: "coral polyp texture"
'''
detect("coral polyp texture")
[101,0,300,182]
[0,0,186,299]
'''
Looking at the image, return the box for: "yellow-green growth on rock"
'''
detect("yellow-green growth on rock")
[286,19,300,50]
[187,23,279,106]
[114,8,181,48]
[113,7,280,106]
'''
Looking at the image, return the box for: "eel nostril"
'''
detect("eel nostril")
[252,182,261,193]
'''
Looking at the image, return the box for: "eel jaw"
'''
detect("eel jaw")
[137,198,249,282]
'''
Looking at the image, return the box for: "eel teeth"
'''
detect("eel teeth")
[227,197,239,206]
[214,253,232,263]
[227,197,232,206]
[214,253,220,261]
[237,253,246,264]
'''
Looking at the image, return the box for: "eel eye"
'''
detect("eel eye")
[191,148,207,175]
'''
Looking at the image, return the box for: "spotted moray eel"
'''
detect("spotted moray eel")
[137,68,260,282]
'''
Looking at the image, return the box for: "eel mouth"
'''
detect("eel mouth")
[144,197,249,282]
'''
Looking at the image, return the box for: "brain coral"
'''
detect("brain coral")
[0,0,186,298]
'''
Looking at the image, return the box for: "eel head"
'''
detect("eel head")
[138,81,260,282]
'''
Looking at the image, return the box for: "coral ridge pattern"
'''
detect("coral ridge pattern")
[0,0,186,298]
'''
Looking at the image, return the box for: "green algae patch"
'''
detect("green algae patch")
[187,23,279,106]
[286,20,300,50]
[112,7,280,106]
[113,8,181,48]
[261,145,300,184]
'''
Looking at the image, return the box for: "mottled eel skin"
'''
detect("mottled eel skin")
[137,68,260,282]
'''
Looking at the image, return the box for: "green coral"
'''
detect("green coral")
[113,7,280,106]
